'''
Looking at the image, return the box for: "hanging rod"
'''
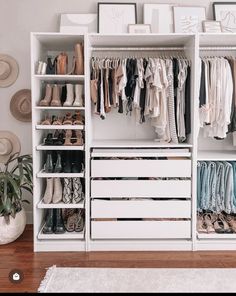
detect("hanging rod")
[90,47,185,51]
[201,47,236,51]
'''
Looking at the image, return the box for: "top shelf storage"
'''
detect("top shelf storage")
[32,33,84,51]
[199,33,236,48]
[88,33,195,48]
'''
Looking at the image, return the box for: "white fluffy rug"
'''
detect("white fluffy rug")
[38,266,236,293]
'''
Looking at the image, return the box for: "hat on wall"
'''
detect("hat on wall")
[0,131,21,164]
[10,89,32,122]
[0,54,19,88]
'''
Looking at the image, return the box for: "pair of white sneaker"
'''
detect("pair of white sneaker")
[64,84,84,107]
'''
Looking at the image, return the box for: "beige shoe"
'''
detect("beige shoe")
[51,85,61,106]
[197,214,207,233]
[226,214,236,233]
[64,130,73,146]
[74,43,84,75]
[43,178,53,204]
[203,214,215,233]
[73,130,83,146]
[39,84,52,106]
[52,178,63,203]
[73,84,84,107]
[63,84,74,107]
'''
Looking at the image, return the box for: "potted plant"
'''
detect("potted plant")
[0,153,33,244]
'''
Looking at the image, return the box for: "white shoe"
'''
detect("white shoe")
[63,84,74,106]
[73,84,84,107]
[43,178,53,204]
[52,178,63,203]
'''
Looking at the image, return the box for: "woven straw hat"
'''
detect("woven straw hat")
[0,131,21,164]
[0,54,19,87]
[10,89,32,122]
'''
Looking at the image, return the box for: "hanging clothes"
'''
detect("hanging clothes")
[90,56,191,144]
[199,57,234,140]
[197,161,236,214]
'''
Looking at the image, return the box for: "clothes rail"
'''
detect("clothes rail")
[201,47,236,51]
[90,47,185,51]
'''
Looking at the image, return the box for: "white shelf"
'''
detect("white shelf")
[37,170,85,178]
[199,33,236,48]
[37,199,84,209]
[37,144,84,151]
[38,226,84,240]
[89,33,194,48]
[36,125,84,130]
[34,75,84,81]
[91,140,193,149]
[198,150,236,161]
[197,232,236,239]
[92,148,191,158]
[35,106,85,110]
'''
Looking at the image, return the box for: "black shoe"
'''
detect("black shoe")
[53,209,66,234]
[54,152,63,173]
[54,132,64,146]
[63,151,72,173]
[42,209,54,234]
[44,152,54,173]
[71,162,82,173]
[44,133,53,146]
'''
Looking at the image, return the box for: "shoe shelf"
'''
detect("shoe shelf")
[37,199,84,209]
[35,106,85,110]
[37,170,85,178]
[37,144,84,151]
[36,124,84,130]
[38,225,85,240]
[197,233,236,239]
[34,74,85,81]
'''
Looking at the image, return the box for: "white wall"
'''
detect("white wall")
[0,0,232,222]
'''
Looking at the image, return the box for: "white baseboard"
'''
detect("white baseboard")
[26,211,33,224]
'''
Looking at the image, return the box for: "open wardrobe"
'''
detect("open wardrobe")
[30,33,236,252]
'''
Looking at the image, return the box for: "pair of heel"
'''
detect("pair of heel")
[64,130,83,146]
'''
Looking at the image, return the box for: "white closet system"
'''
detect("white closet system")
[31,32,236,252]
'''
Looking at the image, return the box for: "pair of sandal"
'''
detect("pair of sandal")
[62,209,85,232]
[64,130,83,146]
[197,213,233,234]
[41,112,84,126]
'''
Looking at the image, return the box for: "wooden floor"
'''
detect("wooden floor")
[1,226,236,292]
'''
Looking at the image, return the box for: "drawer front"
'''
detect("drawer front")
[91,159,191,178]
[91,200,191,219]
[91,180,191,198]
[91,221,191,239]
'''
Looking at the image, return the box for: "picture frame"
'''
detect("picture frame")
[173,6,206,33]
[203,21,222,33]
[143,4,175,33]
[59,14,97,33]
[213,2,236,32]
[128,24,151,34]
[98,2,137,34]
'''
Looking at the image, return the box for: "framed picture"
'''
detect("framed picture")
[173,6,206,33]
[98,2,137,34]
[213,2,236,32]
[128,24,151,34]
[143,4,175,33]
[203,21,222,33]
[60,14,97,33]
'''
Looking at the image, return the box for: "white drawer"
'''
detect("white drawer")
[91,221,191,239]
[91,200,191,218]
[91,180,191,198]
[91,159,191,178]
